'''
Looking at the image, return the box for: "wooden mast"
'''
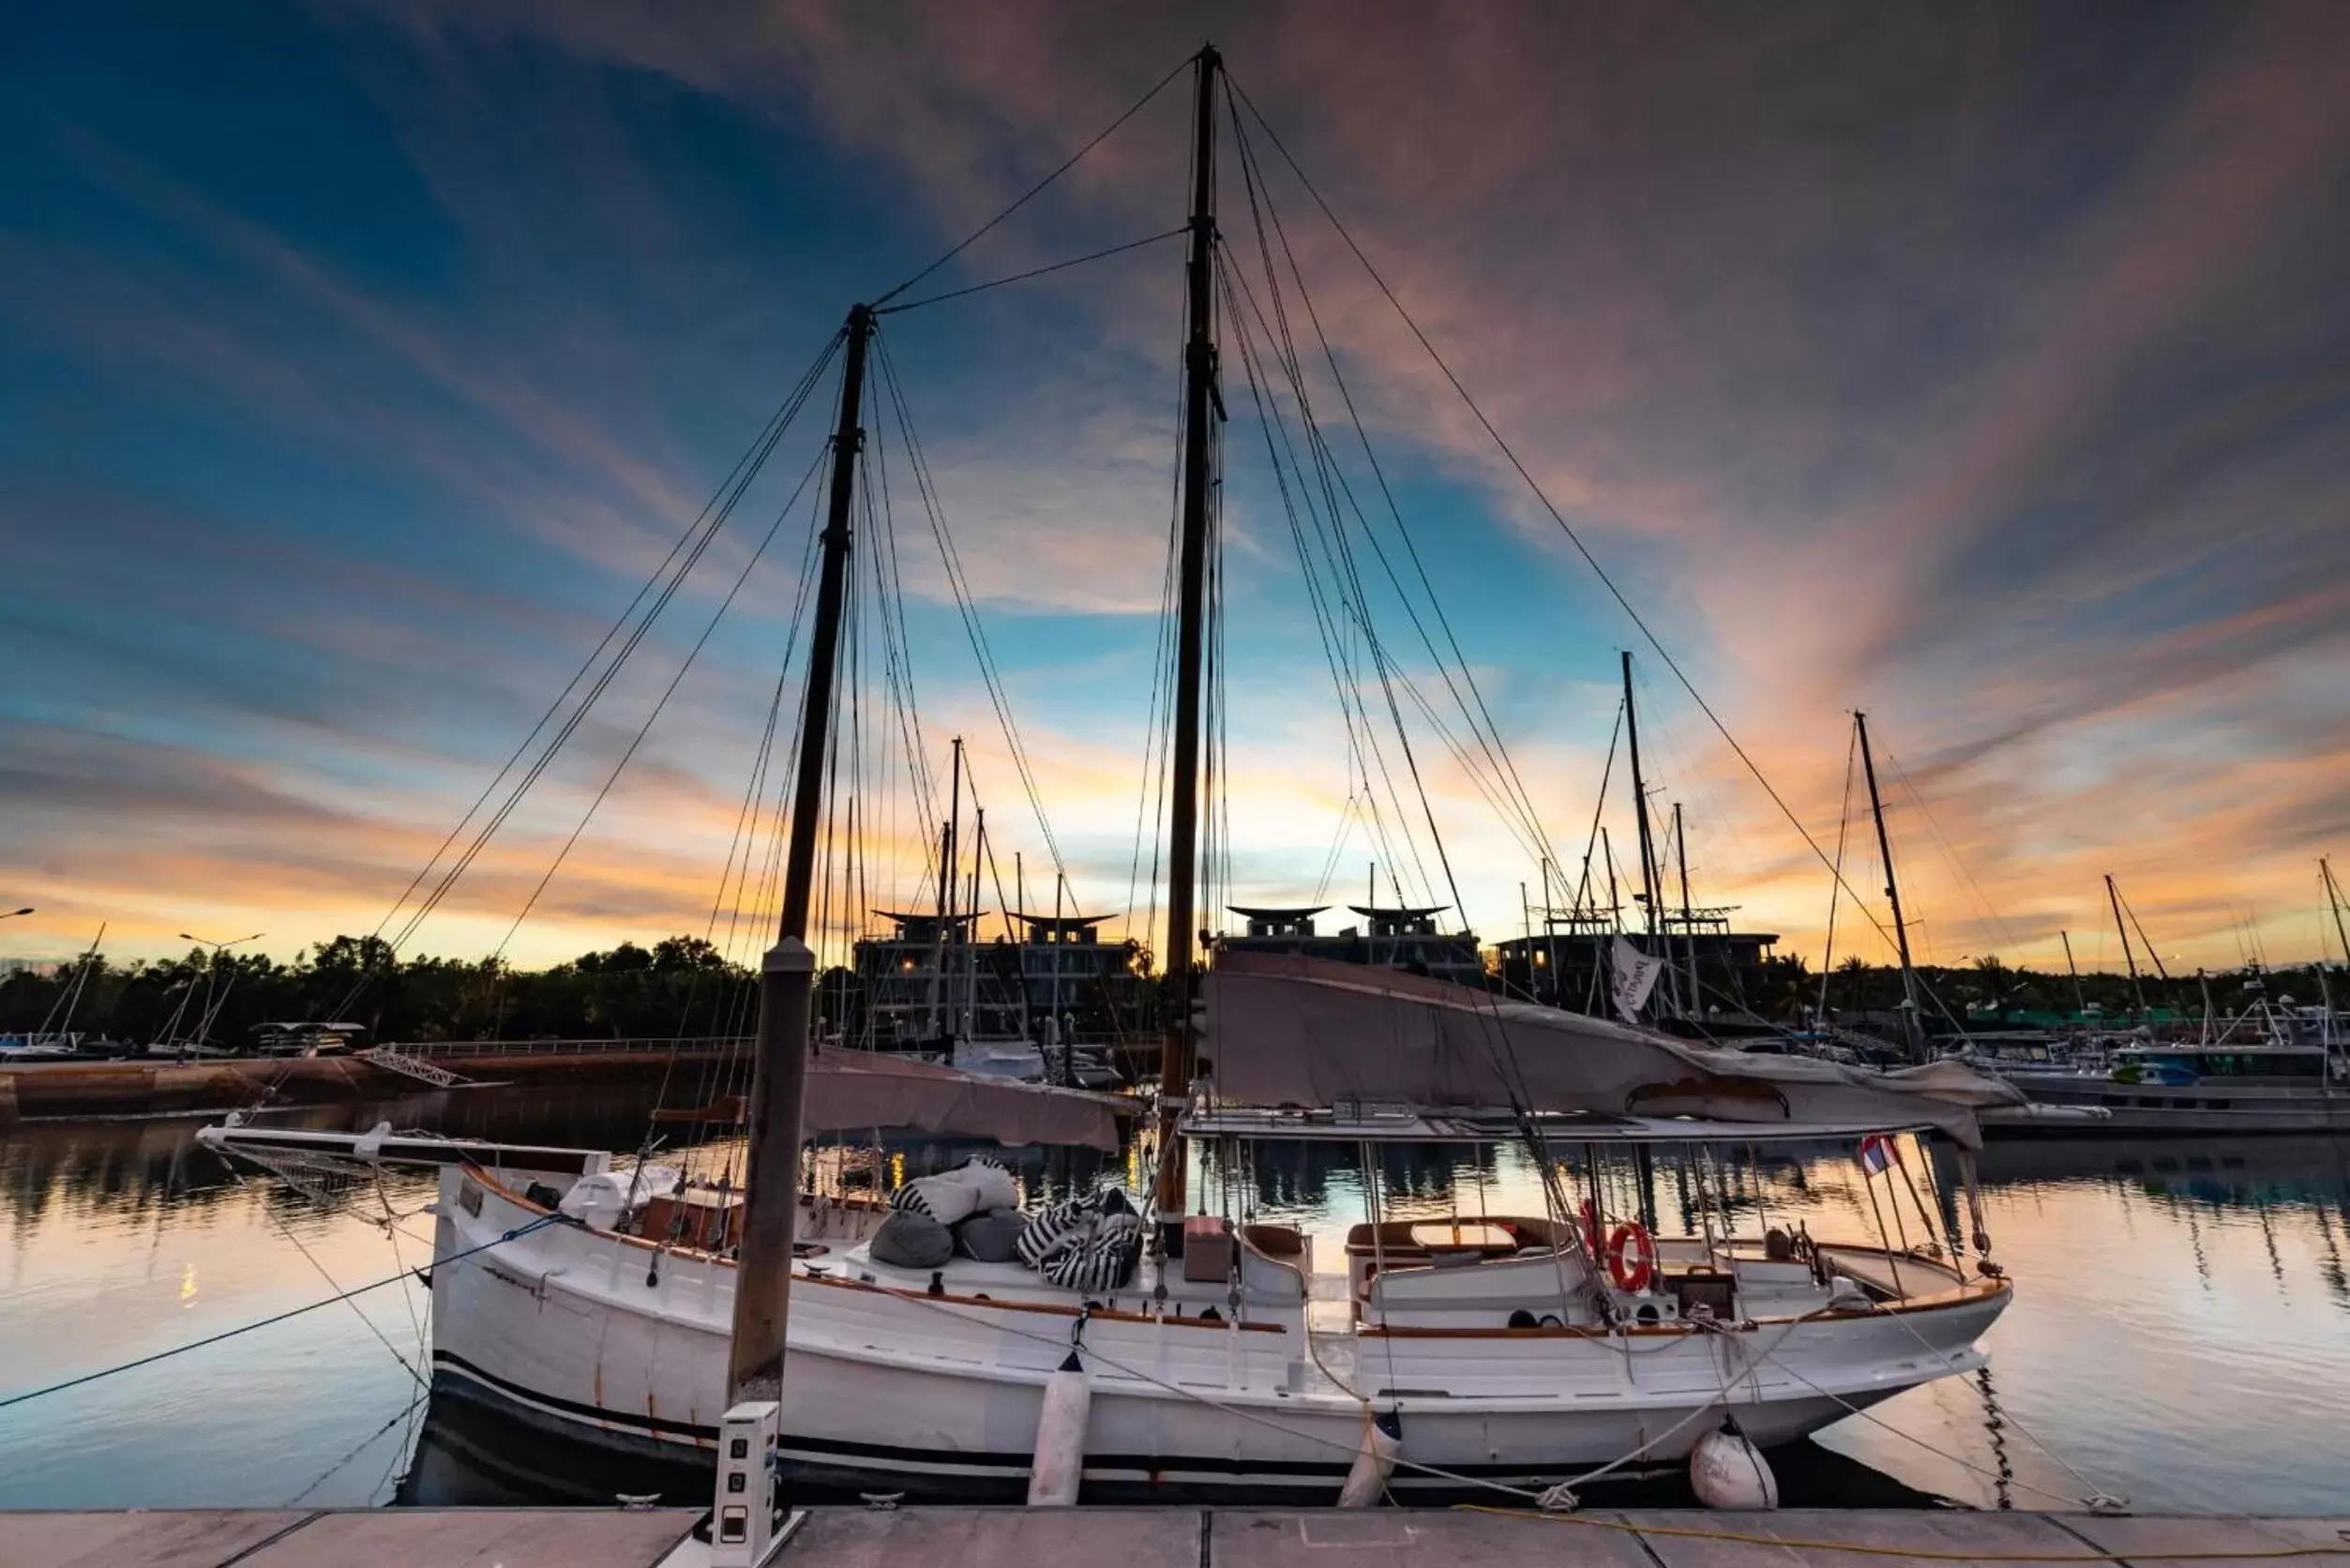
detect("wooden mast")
[1155,43,1221,1224]
[1854,711,1922,1061]
[728,302,872,1407]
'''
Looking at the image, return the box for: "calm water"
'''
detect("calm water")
[6,1086,2350,1513]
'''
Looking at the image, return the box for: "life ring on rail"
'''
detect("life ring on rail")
[1578,1199,1602,1256]
[1605,1222,1656,1293]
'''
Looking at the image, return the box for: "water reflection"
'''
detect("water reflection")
[7,1094,2350,1514]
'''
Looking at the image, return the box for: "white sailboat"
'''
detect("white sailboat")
[202,44,2026,1505]
[204,950,2021,1502]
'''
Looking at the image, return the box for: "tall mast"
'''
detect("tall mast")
[1602,825,1621,934]
[2059,929,2087,1018]
[2105,873,2147,1017]
[2322,858,2350,976]
[1674,802,1700,1018]
[968,807,986,1035]
[1155,43,1221,1221]
[730,302,872,1407]
[1544,859,1562,1002]
[1854,711,1922,1061]
[1053,870,1070,1086]
[944,738,964,927]
[1620,653,1661,957]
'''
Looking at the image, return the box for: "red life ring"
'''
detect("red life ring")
[1606,1221,1656,1293]
[1578,1199,1602,1256]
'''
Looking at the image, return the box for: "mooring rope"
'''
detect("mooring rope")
[0,1214,563,1411]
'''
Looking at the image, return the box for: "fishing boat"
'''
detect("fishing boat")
[200,44,2025,1503]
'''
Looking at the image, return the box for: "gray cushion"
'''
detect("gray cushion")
[954,1206,1027,1263]
[869,1210,953,1270]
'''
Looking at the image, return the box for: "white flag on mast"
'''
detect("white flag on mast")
[1609,936,1665,1022]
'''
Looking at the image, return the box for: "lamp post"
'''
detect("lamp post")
[180,931,262,1054]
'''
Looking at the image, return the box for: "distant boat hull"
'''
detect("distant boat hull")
[1988,1076,2350,1137]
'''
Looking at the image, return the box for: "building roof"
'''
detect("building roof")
[1008,911,1107,930]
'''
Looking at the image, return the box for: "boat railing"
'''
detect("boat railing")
[388,1035,754,1059]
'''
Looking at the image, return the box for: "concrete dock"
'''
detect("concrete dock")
[8,1507,2348,1568]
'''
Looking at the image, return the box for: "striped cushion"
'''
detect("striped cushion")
[1043,1212,1143,1293]
[1016,1196,1095,1270]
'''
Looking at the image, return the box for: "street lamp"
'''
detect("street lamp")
[180,931,263,1055]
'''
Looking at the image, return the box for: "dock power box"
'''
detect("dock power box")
[712,1400,783,1567]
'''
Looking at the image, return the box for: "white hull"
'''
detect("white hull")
[430,1168,2005,1502]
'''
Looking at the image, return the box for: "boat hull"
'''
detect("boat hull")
[429,1168,2004,1504]
[1990,1078,2350,1137]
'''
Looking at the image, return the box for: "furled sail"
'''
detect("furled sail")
[806,1049,1127,1151]
[1201,951,2021,1148]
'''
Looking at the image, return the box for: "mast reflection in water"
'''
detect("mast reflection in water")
[6,1087,2350,1512]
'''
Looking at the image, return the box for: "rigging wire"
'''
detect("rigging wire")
[1213,253,1428,900]
[877,226,1188,315]
[0,1215,562,1413]
[872,53,1195,309]
[490,445,833,959]
[329,329,846,1024]
[871,328,1071,884]
[1226,73,1926,965]
[1228,100,1559,869]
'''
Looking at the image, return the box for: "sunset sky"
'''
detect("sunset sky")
[4,2,2347,979]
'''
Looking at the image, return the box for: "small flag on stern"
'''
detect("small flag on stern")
[1859,1133,1899,1175]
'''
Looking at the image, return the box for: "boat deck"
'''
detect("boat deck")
[8,1506,2348,1567]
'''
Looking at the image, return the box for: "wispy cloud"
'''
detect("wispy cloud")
[6,1,2348,972]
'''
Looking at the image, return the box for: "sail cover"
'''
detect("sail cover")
[806,1049,1127,1151]
[1201,952,2022,1148]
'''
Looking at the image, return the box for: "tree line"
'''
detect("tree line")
[0,934,773,1045]
[5,932,2334,1048]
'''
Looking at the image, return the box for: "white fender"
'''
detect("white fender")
[1025,1351,1092,1506]
[1336,1410,1402,1508]
[1690,1417,1779,1510]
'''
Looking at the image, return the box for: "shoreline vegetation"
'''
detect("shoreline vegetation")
[4,933,2332,1047]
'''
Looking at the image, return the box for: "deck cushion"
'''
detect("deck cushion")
[869,1210,954,1270]
[955,1205,1028,1263]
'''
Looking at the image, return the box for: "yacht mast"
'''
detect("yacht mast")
[730,302,872,1407]
[1673,803,1700,1018]
[1854,711,1922,1061]
[2323,857,2350,976]
[2105,873,2147,1018]
[2059,929,2087,1018]
[1620,653,1663,986]
[1155,43,1221,1222]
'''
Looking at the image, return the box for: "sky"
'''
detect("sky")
[3,1,2348,979]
